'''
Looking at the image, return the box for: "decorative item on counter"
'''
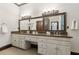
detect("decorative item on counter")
[35,31,38,34]
[21,16,31,20]
[52,10,59,14]
[32,31,36,34]
[46,31,50,35]
[42,10,59,16]
[27,31,30,34]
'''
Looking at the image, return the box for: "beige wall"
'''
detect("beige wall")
[20,3,79,53]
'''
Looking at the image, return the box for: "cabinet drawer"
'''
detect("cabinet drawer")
[38,39,47,43]
[12,40,16,46]
[19,40,31,49]
[20,44,26,49]
[58,41,70,46]
[38,42,47,48]
[46,43,56,49]
[47,39,58,44]
[11,34,25,39]
[12,39,20,47]
[46,49,56,55]
[38,42,43,48]
[47,39,70,47]
[30,38,37,42]
[46,43,56,55]
[38,47,46,55]
[25,36,37,42]
[25,37,31,41]
[37,36,48,42]
[56,45,70,55]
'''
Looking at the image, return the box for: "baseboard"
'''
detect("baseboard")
[1,44,78,55]
[71,52,79,55]
[0,44,12,51]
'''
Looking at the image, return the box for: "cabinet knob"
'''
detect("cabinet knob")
[14,40,16,41]
[56,47,59,50]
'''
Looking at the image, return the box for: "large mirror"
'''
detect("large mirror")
[44,14,65,31]
[19,18,44,33]
[19,12,67,35]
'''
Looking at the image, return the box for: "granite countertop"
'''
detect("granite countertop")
[11,31,72,38]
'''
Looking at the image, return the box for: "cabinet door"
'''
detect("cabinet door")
[20,40,26,49]
[16,39,20,47]
[20,39,31,49]
[12,39,17,46]
[56,45,70,55]
[12,38,20,48]
[38,47,46,55]
[46,43,56,55]
[38,42,47,48]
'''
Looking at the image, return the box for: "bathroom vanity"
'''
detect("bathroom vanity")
[11,12,72,55]
[11,32,71,55]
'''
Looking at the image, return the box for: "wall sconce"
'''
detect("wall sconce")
[71,20,78,30]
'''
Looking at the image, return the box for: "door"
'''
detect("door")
[36,21,44,32]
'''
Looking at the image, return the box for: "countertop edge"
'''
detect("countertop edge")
[11,31,72,38]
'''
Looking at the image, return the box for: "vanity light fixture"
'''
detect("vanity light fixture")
[21,16,31,20]
[42,10,59,16]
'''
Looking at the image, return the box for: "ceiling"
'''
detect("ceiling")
[14,3,27,6]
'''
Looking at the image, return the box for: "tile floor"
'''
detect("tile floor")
[0,47,38,55]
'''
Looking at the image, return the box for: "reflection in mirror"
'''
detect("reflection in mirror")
[61,15,64,30]
[50,15,61,30]
[20,20,29,30]
[44,15,65,31]
[30,18,43,30]
[51,21,58,30]
[43,17,50,31]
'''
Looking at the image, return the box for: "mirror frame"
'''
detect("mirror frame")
[18,12,67,35]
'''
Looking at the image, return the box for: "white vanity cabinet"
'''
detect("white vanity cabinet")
[11,34,31,49]
[38,36,71,55]
[11,34,71,55]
